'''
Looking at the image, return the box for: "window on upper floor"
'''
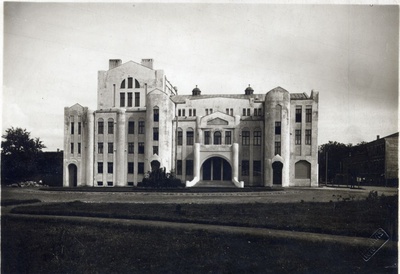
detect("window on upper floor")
[241,160,249,176]
[98,119,104,134]
[108,119,114,134]
[138,121,145,134]
[242,131,250,146]
[153,146,158,155]
[154,107,159,122]
[98,162,103,173]
[128,77,133,89]
[275,142,281,155]
[71,122,74,135]
[275,122,281,135]
[128,162,134,174]
[177,129,183,146]
[128,142,134,154]
[135,92,140,107]
[214,131,222,145]
[120,79,126,89]
[70,143,74,154]
[295,130,301,145]
[189,109,192,117]
[108,142,113,154]
[153,127,159,141]
[107,162,113,174]
[204,131,211,145]
[128,121,135,134]
[306,108,312,123]
[138,142,144,154]
[247,108,250,116]
[186,130,194,145]
[254,131,261,146]
[296,106,302,123]
[186,160,193,176]
[305,129,312,145]
[138,162,144,174]
[127,92,132,107]
[193,109,196,116]
[98,143,103,154]
[225,131,232,145]
[78,143,81,154]
[120,93,125,107]
[78,122,81,135]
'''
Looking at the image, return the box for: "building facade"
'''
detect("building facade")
[63,59,319,188]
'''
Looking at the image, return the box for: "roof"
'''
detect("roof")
[290,93,310,100]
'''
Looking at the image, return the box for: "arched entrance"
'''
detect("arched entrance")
[272,161,283,185]
[202,157,232,181]
[151,160,161,172]
[68,164,78,187]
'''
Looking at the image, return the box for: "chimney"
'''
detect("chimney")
[141,59,154,69]
[109,59,122,70]
[377,135,380,140]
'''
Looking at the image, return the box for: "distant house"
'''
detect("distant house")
[63,58,319,188]
[342,133,398,186]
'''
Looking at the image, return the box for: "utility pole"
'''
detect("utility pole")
[325,151,328,187]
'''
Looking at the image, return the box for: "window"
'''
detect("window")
[98,162,103,173]
[138,142,144,154]
[71,122,74,134]
[206,109,209,115]
[253,161,261,176]
[153,127,159,141]
[258,108,262,116]
[214,131,222,145]
[296,107,302,123]
[128,142,134,154]
[254,109,258,116]
[128,162,134,174]
[226,109,230,114]
[70,143,74,154]
[275,142,281,155]
[187,130,194,145]
[128,77,133,89]
[193,109,196,116]
[135,79,140,88]
[275,122,281,135]
[120,93,125,107]
[108,120,114,134]
[177,130,183,146]
[209,109,213,114]
[182,109,186,116]
[98,143,103,154]
[186,160,193,176]
[306,108,312,123]
[153,146,159,155]
[128,182,134,186]
[254,131,261,146]
[305,129,312,145]
[97,181,103,186]
[242,131,250,146]
[295,130,301,145]
[247,108,250,116]
[178,109,181,116]
[241,160,249,176]
[128,121,135,134]
[98,120,104,134]
[78,122,81,134]
[138,121,145,134]
[121,79,126,89]
[107,142,113,154]
[243,109,246,116]
[107,181,113,186]
[107,162,113,173]
[154,108,159,122]
[177,160,182,175]
[138,162,144,174]
[135,92,140,107]
[204,131,211,145]
[230,109,233,116]
[225,131,232,145]
[78,143,81,154]
[295,160,311,179]
[189,109,192,116]
[127,92,132,107]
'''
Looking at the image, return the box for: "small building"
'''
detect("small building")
[63,59,319,188]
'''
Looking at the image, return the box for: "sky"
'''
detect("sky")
[2,2,399,151]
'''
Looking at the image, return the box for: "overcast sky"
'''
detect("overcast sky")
[3,2,399,151]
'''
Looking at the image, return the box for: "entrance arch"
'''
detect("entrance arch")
[151,160,161,172]
[68,164,78,187]
[272,161,283,185]
[202,157,232,181]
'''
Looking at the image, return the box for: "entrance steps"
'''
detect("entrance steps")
[193,180,237,188]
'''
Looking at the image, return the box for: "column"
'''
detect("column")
[85,110,94,186]
[232,143,239,180]
[116,109,126,186]
[193,143,201,180]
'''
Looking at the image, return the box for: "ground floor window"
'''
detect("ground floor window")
[253,160,261,176]
[295,160,311,179]
[97,181,103,186]
[138,162,144,174]
[107,181,113,186]
[177,160,182,175]
[241,160,249,176]
[186,160,193,176]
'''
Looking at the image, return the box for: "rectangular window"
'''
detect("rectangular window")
[128,77,133,89]
[78,122,81,134]
[254,131,261,146]
[254,109,258,116]
[120,93,125,107]
[241,160,249,176]
[225,131,232,145]
[138,142,144,154]
[296,107,302,123]
[97,181,103,186]
[186,160,193,176]
[243,109,246,116]
[275,142,281,155]
[178,109,181,116]
[108,121,114,134]
[153,146,159,155]
[305,129,312,145]
[154,109,159,121]
[70,143,74,154]
[138,162,144,174]
[186,131,194,145]
[128,162,134,174]
[230,109,233,116]
[177,131,183,146]
[306,108,312,123]
[275,122,281,135]
[98,121,104,134]
[135,92,140,107]
[295,130,301,145]
[210,109,213,114]
[78,143,81,154]
[107,162,113,174]
[108,142,113,154]
[258,108,262,116]
[226,108,229,114]
[182,109,186,116]
[153,127,159,141]
[128,121,135,134]
[242,131,250,146]
[253,161,261,176]
[98,142,103,154]
[138,121,145,134]
[247,108,250,116]
[71,122,74,134]
[206,109,209,115]
[177,160,182,175]
[204,131,211,145]
[127,92,132,107]
[128,182,134,186]
[193,109,196,116]
[128,142,134,154]
[189,109,192,116]
[107,181,113,186]
[98,162,103,173]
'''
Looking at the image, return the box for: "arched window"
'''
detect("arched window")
[135,79,140,88]
[120,79,126,89]
[295,160,311,179]
[214,131,222,145]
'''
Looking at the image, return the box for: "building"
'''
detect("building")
[342,133,398,186]
[63,59,319,188]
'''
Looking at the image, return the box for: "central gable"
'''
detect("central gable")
[207,117,228,125]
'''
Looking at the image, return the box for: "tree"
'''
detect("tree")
[318,141,352,183]
[1,127,46,184]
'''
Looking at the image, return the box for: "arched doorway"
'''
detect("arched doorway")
[151,160,161,172]
[202,157,231,181]
[68,164,78,187]
[272,161,283,185]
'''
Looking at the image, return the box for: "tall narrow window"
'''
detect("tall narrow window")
[138,142,144,154]
[120,93,125,107]
[178,109,181,116]
[78,122,81,135]
[242,131,250,146]
[253,161,261,176]
[296,107,302,123]
[186,160,193,176]
[258,108,262,116]
[177,160,182,175]
[225,131,232,145]
[182,109,186,116]
[153,146,159,155]
[138,121,145,134]
[247,108,250,116]
[295,130,301,145]
[71,122,74,135]
[177,130,183,146]
[98,120,104,134]
[214,131,222,145]
[305,129,312,145]
[153,108,159,122]
[153,127,159,141]
[78,143,81,154]
[230,109,233,116]
[128,162,134,174]
[135,79,140,88]
[107,162,113,173]
[254,131,261,146]
[98,143,103,154]
[189,109,192,116]
[204,131,211,145]
[120,79,126,89]
[108,120,114,134]
[186,130,194,145]
[108,142,113,153]
[128,121,135,134]
[241,160,249,176]
[128,142,134,154]
[275,122,281,135]
[138,162,144,174]
[275,142,281,155]
[98,162,103,173]
[128,77,133,89]
[206,109,209,115]
[193,109,196,116]
[135,92,140,107]
[254,109,258,116]
[306,108,312,123]
[70,143,74,154]
[242,109,246,116]
[226,108,230,114]
[127,92,133,107]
